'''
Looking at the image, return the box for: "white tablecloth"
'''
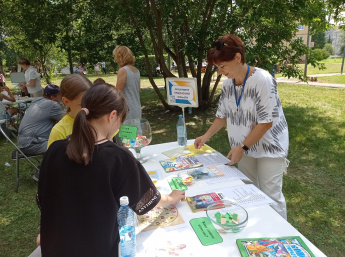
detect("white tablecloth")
[135,140,327,257]
[28,140,327,257]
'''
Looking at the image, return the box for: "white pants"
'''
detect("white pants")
[238,155,289,220]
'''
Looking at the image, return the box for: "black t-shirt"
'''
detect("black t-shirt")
[37,140,161,257]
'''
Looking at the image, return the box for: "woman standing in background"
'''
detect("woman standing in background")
[113,45,142,120]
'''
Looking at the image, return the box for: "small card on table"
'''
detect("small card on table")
[189,217,223,246]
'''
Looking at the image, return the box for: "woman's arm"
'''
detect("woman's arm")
[1,86,15,102]
[194,117,227,149]
[115,68,127,92]
[227,122,272,165]
[26,78,37,88]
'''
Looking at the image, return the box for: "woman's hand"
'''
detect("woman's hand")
[226,145,245,165]
[194,135,207,149]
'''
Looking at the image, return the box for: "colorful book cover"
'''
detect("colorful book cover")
[236,236,315,257]
[186,192,224,213]
[159,155,203,173]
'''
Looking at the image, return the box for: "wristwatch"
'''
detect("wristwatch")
[241,143,249,151]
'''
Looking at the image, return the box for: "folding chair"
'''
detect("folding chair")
[1,102,40,192]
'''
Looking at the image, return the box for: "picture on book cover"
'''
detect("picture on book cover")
[186,192,225,213]
[236,236,315,257]
[159,155,203,173]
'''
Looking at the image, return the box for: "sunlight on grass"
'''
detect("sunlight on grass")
[0,216,12,226]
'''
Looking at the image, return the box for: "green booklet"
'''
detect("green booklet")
[236,236,315,257]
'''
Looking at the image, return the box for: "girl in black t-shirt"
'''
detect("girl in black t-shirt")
[37,83,185,257]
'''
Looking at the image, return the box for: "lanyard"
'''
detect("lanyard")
[234,64,250,111]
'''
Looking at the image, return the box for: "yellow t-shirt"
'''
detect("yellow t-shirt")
[47,114,119,149]
[47,115,74,148]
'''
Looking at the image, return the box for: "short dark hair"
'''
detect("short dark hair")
[18,58,31,66]
[66,83,129,165]
[207,34,246,66]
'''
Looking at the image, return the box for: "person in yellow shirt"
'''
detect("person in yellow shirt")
[47,74,92,148]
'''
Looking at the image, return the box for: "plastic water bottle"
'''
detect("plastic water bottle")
[117,196,136,257]
[176,114,186,146]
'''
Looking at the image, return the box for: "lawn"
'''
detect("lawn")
[0,82,344,257]
[297,62,343,75]
[316,75,345,84]
[3,73,166,91]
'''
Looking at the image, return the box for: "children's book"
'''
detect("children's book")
[186,192,224,213]
[236,236,315,257]
[159,155,203,173]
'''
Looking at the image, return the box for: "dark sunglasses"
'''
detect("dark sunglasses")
[211,40,229,50]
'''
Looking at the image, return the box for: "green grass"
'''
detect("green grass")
[1,80,344,256]
[316,75,345,84]
[297,62,343,74]
[4,73,166,91]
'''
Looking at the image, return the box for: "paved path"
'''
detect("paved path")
[213,73,345,89]
[276,78,345,89]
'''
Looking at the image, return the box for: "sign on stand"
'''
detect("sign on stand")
[166,78,198,149]
[166,78,198,108]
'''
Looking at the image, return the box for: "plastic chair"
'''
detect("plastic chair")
[1,102,41,192]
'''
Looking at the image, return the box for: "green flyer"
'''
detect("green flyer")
[190,217,223,246]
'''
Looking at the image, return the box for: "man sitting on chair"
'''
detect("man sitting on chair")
[18,84,64,156]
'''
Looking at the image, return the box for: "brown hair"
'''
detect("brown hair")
[93,78,106,85]
[18,58,31,66]
[113,45,135,67]
[66,83,129,165]
[60,74,92,112]
[207,34,246,66]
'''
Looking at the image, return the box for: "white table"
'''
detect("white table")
[28,140,327,257]
[135,140,327,257]
[2,97,34,120]
[2,97,34,106]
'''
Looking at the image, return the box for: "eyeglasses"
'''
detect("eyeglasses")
[211,40,229,50]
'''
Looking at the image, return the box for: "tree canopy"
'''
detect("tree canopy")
[0,0,341,108]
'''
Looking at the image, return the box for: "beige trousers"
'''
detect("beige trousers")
[238,155,289,220]
[31,89,44,97]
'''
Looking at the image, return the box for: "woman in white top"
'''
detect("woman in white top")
[194,34,289,219]
[18,58,43,97]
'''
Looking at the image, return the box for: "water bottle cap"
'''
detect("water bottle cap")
[179,114,183,118]
[119,196,129,206]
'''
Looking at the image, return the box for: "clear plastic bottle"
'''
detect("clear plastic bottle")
[117,196,136,257]
[176,114,186,146]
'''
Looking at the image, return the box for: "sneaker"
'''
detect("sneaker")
[32,171,39,182]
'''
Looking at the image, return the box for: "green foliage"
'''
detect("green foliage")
[135,55,158,77]
[311,49,330,61]
[323,43,334,55]
[113,0,331,108]
[311,31,326,49]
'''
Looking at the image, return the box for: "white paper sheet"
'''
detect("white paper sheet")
[195,152,230,166]
[205,164,251,184]
[211,184,275,208]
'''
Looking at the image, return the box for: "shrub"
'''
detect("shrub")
[135,55,158,77]
[323,43,334,55]
[311,49,330,61]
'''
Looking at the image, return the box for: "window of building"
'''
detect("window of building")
[298,25,304,30]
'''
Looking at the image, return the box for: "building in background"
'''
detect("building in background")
[325,29,343,55]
